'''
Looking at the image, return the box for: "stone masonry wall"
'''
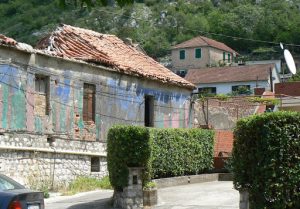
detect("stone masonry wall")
[0,134,107,189]
[193,97,257,130]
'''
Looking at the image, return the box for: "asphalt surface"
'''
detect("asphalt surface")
[154,181,239,209]
[45,181,239,209]
[45,190,114,209]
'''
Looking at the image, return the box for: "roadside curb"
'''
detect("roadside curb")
[45,189,113,203]
[153,173,233,189]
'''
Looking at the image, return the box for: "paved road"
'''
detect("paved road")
[45,190,114,209]
[45,181,239,209]
[154,181,239,209]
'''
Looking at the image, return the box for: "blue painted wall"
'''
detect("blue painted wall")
[0,62,191,141]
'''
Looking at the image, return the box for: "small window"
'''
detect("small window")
[91,157,100,172]
[195,48,202,59]
[198,87,217,95]
[35,75,49,116]
[83,83,96,122]
[232,85,251,95]
[176,70,187,78]
[35,76,47,94]
[228,53,231,62]
[145,95,154,127]
[179,50,185,60]
[223,52,226,61]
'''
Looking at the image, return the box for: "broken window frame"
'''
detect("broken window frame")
[35,74,50,116]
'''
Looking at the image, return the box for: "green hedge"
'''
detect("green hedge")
[107,126,214,190]
[232,112,300,209]
[107,125,151,191]
[150,128,214,178]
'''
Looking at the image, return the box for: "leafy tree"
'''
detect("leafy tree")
[59,0,134,8]
[1,0,300,60]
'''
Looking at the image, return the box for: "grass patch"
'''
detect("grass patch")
[62,176,112,195]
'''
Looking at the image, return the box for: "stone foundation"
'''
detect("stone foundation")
[0,133,107,189]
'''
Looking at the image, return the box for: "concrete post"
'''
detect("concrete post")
[113,167,144,209]
[239,190,250,209]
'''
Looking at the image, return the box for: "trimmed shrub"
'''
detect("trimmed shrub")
[107,125,214,190]
[107,125,151,191]
[150,128,214,178]
[232,112,300,209]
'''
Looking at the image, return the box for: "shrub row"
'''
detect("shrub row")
[107,125,151,191]
[107,126,214,190]
[232,111,300,209]
[150,128,214,178]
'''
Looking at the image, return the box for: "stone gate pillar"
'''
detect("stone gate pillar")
[113,167,144,209]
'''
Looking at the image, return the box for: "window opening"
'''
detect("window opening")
[83,83,96,122]
[145,95,154,127]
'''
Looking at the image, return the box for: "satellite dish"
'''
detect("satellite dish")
[284,49,297,75]
[280,42,284,50]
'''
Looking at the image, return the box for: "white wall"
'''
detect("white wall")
[194,80,269,94]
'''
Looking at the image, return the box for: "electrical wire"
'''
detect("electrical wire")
[0,65,191,124]
[92,8,300,48]
[0,63,191,110]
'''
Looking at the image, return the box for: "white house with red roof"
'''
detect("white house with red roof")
[185,64,280,95]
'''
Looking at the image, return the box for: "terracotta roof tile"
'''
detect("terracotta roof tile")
[185,64,275,84]
[0,34,17,46]
[36,25,195,89]
[172,36,238,55]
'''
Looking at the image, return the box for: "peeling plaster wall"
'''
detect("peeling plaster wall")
[0,47,191,141]
[0,46,192,185]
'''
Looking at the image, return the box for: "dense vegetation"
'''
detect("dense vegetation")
[107,125,214,190]
[1,0,300,60]
[107,125,151,191]
[150,128,214,178]
[232,112,300,209]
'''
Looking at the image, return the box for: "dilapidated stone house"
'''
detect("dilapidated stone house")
[0,25,194,188]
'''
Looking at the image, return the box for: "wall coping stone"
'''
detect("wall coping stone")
[0,145,106,157]
[153,173,233,189]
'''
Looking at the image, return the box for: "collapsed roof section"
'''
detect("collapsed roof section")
[36,24,195,89]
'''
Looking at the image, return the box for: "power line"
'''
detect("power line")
[0,65,191,124]
[0,68,190,110]
[92,8,300,48]
[1,60,188,100]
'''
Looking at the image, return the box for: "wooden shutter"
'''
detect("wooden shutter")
[195,48,201,58]
[180,50,185,60]
[83,84,95,122]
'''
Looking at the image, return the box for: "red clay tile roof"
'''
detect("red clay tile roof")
[36,24,195,89]
[0,34,17,46]
[185,64,275,84]
[172,36,238,55]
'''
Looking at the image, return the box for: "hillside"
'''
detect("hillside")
[1,0,300,60]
